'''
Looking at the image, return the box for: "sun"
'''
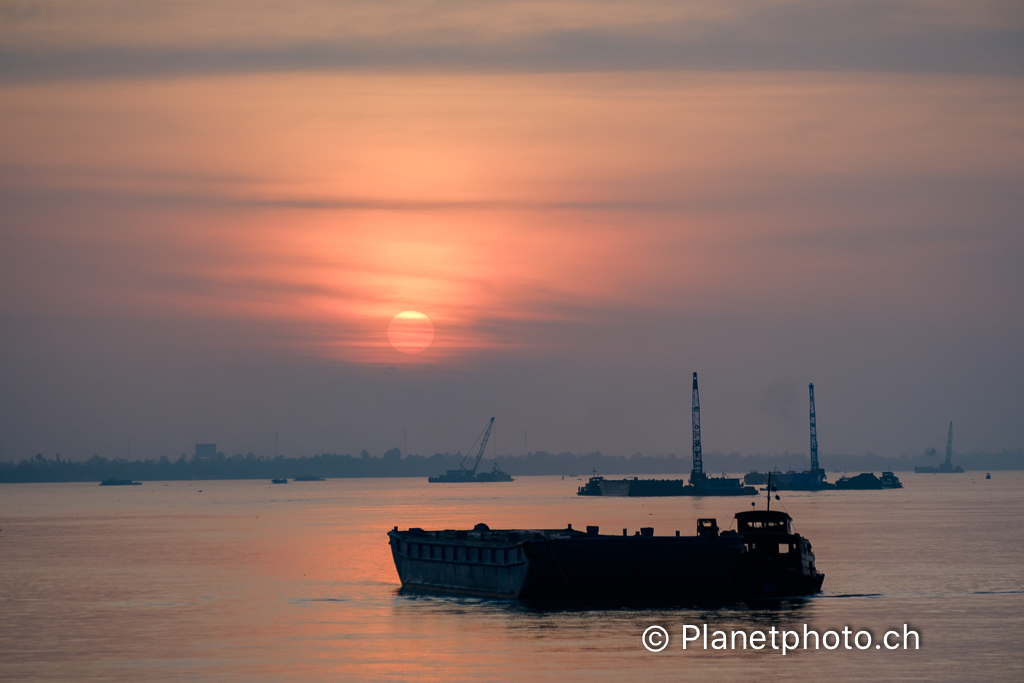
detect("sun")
[387,311,435,354]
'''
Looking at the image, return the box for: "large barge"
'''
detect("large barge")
[742,383,902,491]
[387,509,824,601]
[576,373,756,497]
[577,474,756,497]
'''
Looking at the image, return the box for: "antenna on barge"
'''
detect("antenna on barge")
[691,372,705,485]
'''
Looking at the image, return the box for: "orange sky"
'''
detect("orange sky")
[1,2,1022,458]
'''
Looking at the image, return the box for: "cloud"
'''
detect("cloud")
[1,0,1022,81]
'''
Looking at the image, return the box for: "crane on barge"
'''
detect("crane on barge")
[461,417,494,478]
[809,383,821,474]
[429,417,511,482]
[915,421,963,473]
[690,372,705,486]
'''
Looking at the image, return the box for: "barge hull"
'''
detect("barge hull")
[389,530,767,600]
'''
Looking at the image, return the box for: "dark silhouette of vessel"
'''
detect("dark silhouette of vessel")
[293,475,325,481]
[747,469,833,490]
[429,418,514,483]
[474,463,513,482]
[830,470,903,489]
[744,471,769,485]
[577,474,755,497]
[99,479,141,486]
[880,470,903,488]
[744,384,831,490]
[577,373,755,497]
[388,507,823,601]
[271,478,287,484]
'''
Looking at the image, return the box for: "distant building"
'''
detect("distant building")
[195,443,217,459]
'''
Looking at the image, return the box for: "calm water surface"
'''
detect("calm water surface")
[2,473,1022,681]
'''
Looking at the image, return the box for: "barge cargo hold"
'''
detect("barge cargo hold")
[387,510,824,601]
[576,474,757,497]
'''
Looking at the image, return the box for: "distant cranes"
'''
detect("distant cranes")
[809,383,820,473]
[428,417,511,482]
[460,417,495,478]
[944,421,954,469]
[691,372,705,484]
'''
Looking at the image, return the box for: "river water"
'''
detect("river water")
[1,473,1022,681]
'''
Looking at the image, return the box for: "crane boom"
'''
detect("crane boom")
[470,417,495,476]
[945,421,953,467]
[691,372,703,479]
[809,383,819,472]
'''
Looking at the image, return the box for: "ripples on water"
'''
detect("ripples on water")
[1,474,1022,681]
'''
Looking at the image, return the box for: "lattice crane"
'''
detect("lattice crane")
[809,383,820,472]
[691,372,705,483]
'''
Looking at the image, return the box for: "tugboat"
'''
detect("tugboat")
[880,470,903,489]
[388,475,823,601]
[99,479,141,486]
[271,478,288,484]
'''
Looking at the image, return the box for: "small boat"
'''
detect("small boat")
[986,473,991,479]
[293,475,325,481]
[880,470,903,489]
[474,463,514,482]
[834,473,882,489]
[99,478,141,486]
[271,478,288,484]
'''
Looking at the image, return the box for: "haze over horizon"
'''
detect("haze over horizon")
[1,1,1022,462]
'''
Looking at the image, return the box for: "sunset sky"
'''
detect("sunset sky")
[1,1,1021,461]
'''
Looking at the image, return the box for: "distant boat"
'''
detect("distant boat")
[915,422,964,473]
[744,471,768,485]
[577,474,756,497]
[474,463,514,483]
[429,418,514,483]
[293,475,325,481]
[834,473,884,490]
[746,470,832,490]
[986,473,991,479]
[578,373,755,498]
[880,470,903,489]
[99,478,141,486]
[745,384,832,491]
[271,478,288,484]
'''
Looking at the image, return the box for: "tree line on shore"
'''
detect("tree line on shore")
[1,447,1021,483]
